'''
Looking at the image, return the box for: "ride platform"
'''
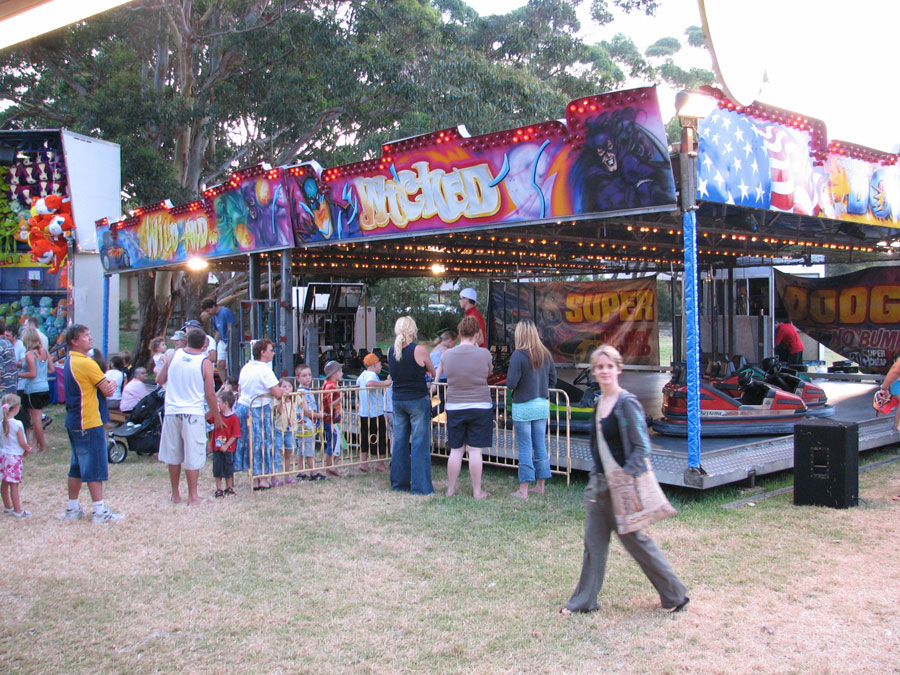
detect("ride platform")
[554,371,896,489]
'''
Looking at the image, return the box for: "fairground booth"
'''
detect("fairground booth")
[0,129,121,402]
[95,85,900,488]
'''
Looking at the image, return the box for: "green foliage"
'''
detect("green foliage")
[590,0,659,25]
[644,36,681,58]
[685,25,706,48]
[119,298,137,331]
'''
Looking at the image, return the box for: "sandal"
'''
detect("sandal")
[223,487,236,496]
[252,484,270,492]
[214,489,224,499]
[311,472,327,481]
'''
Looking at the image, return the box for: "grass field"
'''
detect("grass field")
[2,406,899,674]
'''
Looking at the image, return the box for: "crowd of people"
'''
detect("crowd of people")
[1,285,694,615]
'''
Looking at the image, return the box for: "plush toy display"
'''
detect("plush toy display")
[25,194,74,273]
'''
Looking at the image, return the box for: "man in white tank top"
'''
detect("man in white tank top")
[156,328,223,505]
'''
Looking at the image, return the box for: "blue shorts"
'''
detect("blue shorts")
[67,426,109,482]
[446,407,494,450]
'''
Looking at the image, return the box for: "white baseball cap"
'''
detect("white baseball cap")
[460,287,477,302]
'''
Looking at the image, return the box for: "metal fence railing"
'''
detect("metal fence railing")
[243,383,573,489]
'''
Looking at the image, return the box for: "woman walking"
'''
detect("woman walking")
[561,345,688,615]
[440,316,492,499]
[19,327,55,453]
[388,316,436,495]
[506,320,556,499]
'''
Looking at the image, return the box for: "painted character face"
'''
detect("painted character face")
[596,138,618,173]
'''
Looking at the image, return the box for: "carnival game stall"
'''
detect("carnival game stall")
[0,129,121,401]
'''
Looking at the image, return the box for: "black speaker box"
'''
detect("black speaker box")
[793,418,858,509]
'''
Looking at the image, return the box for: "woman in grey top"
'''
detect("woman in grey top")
[506,320,556,499]
[439,316,492,498]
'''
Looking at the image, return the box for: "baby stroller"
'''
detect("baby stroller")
[108,388,165,463]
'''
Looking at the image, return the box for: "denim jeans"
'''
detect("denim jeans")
[390,396,433,495]
[514,418,551,483]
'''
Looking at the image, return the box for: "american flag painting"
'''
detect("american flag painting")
[697,109,832,217]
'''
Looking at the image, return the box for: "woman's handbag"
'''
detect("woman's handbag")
[596,426,676,535]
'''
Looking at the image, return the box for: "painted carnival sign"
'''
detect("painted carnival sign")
[489,277,659,365]
[290,86,676,244]
[96,170,294,272]
[698,92,900,227]
[775,268,900,374]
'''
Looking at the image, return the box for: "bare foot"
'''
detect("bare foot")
[326,468,346,477]
[559,607,573,615]
[186,497,207,507]
[358,465,371,473]
[374,463,389,473]
[532,487,545,496]
[510,490,529,499]
[446,489,456,497]
[892,495,900,501]
[473,491,491,500]
[171,493,182,504]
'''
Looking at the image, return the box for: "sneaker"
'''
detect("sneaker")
[12,510,32,518]
[64,506,86,521]
[92,507,126,523]
[2,507,13,516]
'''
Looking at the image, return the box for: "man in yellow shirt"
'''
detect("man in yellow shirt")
[62,324,124,523]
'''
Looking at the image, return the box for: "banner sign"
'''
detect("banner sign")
[95,168,295,272]
[295,86,676,245]
[698,90,900,228]
[775,268,900,374]
[490,277,659,365]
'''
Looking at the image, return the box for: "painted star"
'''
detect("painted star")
[698,177,710,198]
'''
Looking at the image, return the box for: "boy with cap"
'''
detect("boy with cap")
[459,287,486,347]
[356,353,392,472]
[322,360,345,477]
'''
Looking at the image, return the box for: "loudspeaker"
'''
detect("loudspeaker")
[793,419,858,508]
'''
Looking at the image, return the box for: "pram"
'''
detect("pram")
[108,387,165,463]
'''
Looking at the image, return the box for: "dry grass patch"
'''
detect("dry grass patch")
[1,411,899,673]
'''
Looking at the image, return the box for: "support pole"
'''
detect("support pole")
[280,249,292,377]
[102,273,110,357]
[678,118,705,482]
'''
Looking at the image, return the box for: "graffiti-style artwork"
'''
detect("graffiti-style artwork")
[698,94,900,228]
[297,86,675,245]
[211,176,292,250]
[490,278,659,365]
[95,172,295,272]
[775,268,900,374]
[570,108,676,213]
[283,166,361,243]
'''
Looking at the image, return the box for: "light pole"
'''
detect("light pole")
[675,91,715,483]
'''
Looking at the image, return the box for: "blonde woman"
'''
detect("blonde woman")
[387,316,435,495]
[506,320,556,499]
[561,345,688,615]
[19,327,55,453]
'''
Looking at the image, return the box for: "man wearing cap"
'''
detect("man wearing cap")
[183,319,218,365]
[156,327,223,505]
[459,287,486,348]
[356,353,392,472]
[200,299,236,382]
